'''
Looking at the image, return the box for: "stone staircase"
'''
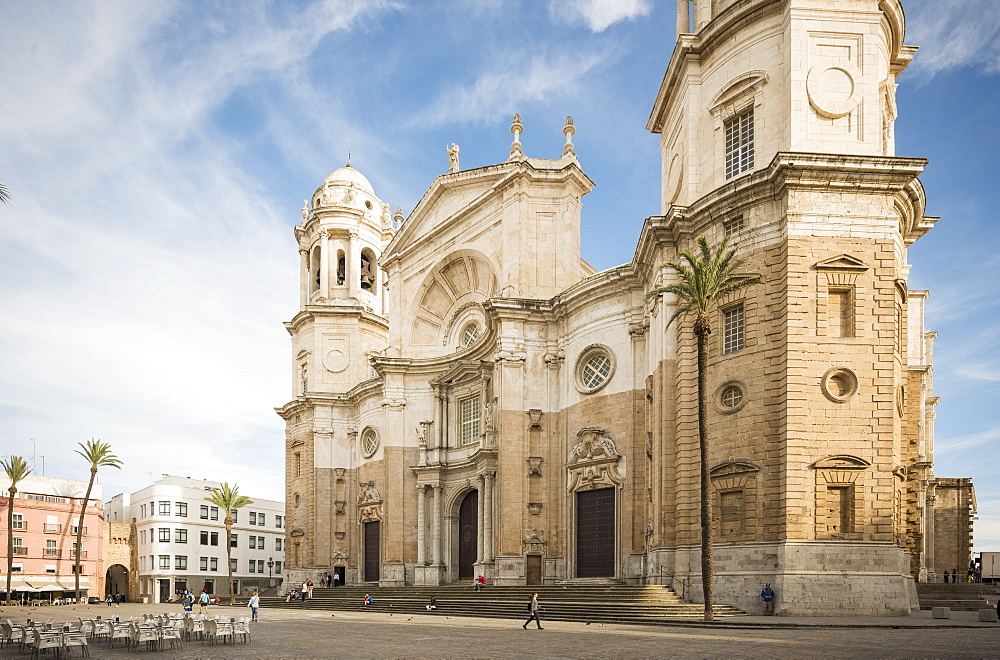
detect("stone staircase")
[916,583,993,611]
[259,583,746,625]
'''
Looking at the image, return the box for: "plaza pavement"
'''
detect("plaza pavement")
[2,602,999,659]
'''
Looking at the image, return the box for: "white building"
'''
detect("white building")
[106,475,285,603]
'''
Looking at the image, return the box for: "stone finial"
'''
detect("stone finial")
[508,113,525,161]
[301,200,310,221]
[562,116,576,160]
[393,206,405,226]
[446,143,460,173]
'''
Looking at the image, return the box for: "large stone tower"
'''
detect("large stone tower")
[279,164,396,583]
[642,0,936,613]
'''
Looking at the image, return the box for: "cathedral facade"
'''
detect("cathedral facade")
[277,0,966,615]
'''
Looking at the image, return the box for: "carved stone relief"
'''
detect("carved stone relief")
[567,427,623,492]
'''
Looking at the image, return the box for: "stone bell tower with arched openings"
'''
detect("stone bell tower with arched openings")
[278,163,396,584]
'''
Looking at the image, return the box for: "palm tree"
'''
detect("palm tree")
[0,181,9,205]
[73,439,122,599]
[205,482,253,605]
[3,456,31,604]
[647,236,758,621]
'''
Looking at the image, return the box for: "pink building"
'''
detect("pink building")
[1,475,104,602]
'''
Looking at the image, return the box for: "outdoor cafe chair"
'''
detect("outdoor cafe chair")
[108,621,131,649]
[204,618,233,645]
[91,619,111,641]
[27,628,62,660]
[159,623,183,650]
[62,630,90,658]
[182,616,204,641]
[232,617,252,644]
[129,624,159,652]
[1,621,25,651]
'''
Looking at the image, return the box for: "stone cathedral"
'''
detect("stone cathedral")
[277,0,973,615]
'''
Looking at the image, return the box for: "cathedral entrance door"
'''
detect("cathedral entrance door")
[458,490,478,579]
[525,555,542,585]
[576,487,615,577]
[363,521,380,582]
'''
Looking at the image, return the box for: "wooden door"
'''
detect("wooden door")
[458,490,478,579]
[576,487,615,577]
[364,521,380,582]
[526,554,543,585]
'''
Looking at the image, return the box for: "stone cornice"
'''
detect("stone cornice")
[284,305,389,335]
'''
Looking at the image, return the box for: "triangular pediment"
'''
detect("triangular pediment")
[429,359,490,387]
[813,254,870,272]
[710,460,760,477]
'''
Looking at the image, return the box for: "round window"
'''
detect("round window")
[576,345,616,394]
[713,379,748,414]
[721,385,743,408]
[821,367,858,403]
[361,429,379,458]
[461,323,479,347]
[365,200,373,210]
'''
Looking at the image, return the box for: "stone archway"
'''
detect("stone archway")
[105,564,129,600]
[458,490,479,579]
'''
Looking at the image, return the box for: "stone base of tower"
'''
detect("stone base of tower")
[379,562,406,587]
[649,541,918,616]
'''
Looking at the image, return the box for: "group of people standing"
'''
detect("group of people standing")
[319,572,342,588]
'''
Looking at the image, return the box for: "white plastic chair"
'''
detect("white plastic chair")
[108,621,131,649]
[62,630,90,658]
[232,617,252,644]
[28,629,62,660]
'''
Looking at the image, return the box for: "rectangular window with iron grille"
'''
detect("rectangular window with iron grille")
[460,396,480,445]
[723,305,745,354]
[724,109,754,179]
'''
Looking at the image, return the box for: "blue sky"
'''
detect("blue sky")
[1,0,998,554]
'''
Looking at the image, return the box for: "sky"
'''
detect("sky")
[1,0,998,554]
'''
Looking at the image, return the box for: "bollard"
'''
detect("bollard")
[932,607,950,619]
[978,608,998,622]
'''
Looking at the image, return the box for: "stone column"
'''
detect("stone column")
[676,0,689,35]
[432,485,442,565]
[320,231,331,298]
[298,249,309,308]
[417,485,426,566]
[348,231,359,298]
[477,475,485,563]
[484,471,495,562]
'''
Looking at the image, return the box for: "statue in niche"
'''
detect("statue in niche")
[360,255,373,290]
[446,143,460,173]
[415,424,426,448]
[300,363,308,394]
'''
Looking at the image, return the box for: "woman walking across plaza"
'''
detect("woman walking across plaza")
[522,592,543,629]
[248,591,260,622]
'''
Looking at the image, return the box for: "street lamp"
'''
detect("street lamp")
[267,557,274,584]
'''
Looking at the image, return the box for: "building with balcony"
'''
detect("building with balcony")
[106,475,285,603]
[0,475,104,602]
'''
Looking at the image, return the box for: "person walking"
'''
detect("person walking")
[522,592,543,629]
[106,594,113,607]
[199,590,210,614]
[760,584,775,615]
[247,591,260,622]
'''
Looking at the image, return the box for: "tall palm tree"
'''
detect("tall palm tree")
[205,482,253,604]
[3,456,31,604]
[73,439,122,598]
[0,181,9,205]
[647,236,758,621]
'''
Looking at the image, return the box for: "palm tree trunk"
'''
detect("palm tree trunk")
[226,521,235,605]
[6,489,15,605]
[697,328,714,622]
[74,467,97,599]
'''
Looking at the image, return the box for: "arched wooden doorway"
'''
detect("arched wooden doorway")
[458,490,478,579]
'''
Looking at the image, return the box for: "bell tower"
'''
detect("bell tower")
[279,163,396,578]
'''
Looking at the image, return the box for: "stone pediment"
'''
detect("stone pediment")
[567,427,623,492]
[813,254,869,272]
[710,460,760,478]
[811,455,871,470]
[429,359,491,387]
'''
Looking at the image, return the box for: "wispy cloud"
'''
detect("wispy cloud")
[905,0,1000,79]
[936,426,1000,454]
[411,49,612,127]
[548,0,653,32]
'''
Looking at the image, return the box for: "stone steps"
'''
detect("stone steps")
[915,583,992,611]
[260,584,746,624]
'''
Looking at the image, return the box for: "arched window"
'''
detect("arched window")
[360,248,377,293]
[310,246,321,294]
[337,250,346,286]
